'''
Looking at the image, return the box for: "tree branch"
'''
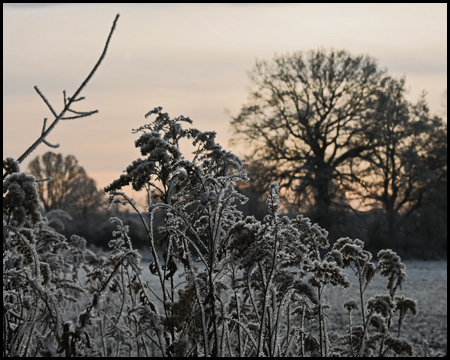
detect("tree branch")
[11,14,120,170]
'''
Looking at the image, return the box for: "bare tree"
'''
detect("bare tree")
[28,152,105,219]
[348,77,447,244]
[230,49,386,229]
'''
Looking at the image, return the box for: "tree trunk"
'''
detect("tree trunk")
[312,166,333,231]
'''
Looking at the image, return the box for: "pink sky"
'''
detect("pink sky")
[3,3,447,206]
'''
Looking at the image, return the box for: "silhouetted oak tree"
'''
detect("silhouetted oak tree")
[230,49,386,228]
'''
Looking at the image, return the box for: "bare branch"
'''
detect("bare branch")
[12,14,120,168]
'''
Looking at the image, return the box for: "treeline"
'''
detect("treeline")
[27,143,446,260]
[238,184,447,259]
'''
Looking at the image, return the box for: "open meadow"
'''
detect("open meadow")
[323,260,447,355]
[134,256,447,356]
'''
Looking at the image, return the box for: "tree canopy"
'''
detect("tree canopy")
[230,49,446,246]
[231,49,386,228]
[28,152,105,220]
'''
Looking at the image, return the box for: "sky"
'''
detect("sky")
[3,3,447,206]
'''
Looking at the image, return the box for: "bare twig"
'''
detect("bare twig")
[9,14,120,171]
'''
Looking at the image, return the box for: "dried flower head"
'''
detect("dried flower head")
[344,299,359,312]
[377,249,407,296]
[335,238,372,263]
[3,172,42,227]
[3,157,21,176]
[309,260,351,288]
[369,314,387,334]
[40,262,52,286]
[384,336,414,356]
[395,295,418,317]
[367,294,394,318]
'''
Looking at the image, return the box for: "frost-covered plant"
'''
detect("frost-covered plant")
[101,107,425,357]
[330,239,418,356]
[105,107,249,356]
[3,195,101,356]
[3,170,42,227]
[222,183,421,357]
[225,183,327,356]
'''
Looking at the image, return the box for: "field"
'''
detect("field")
[323,260,447,355]
[137,257,447,356]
